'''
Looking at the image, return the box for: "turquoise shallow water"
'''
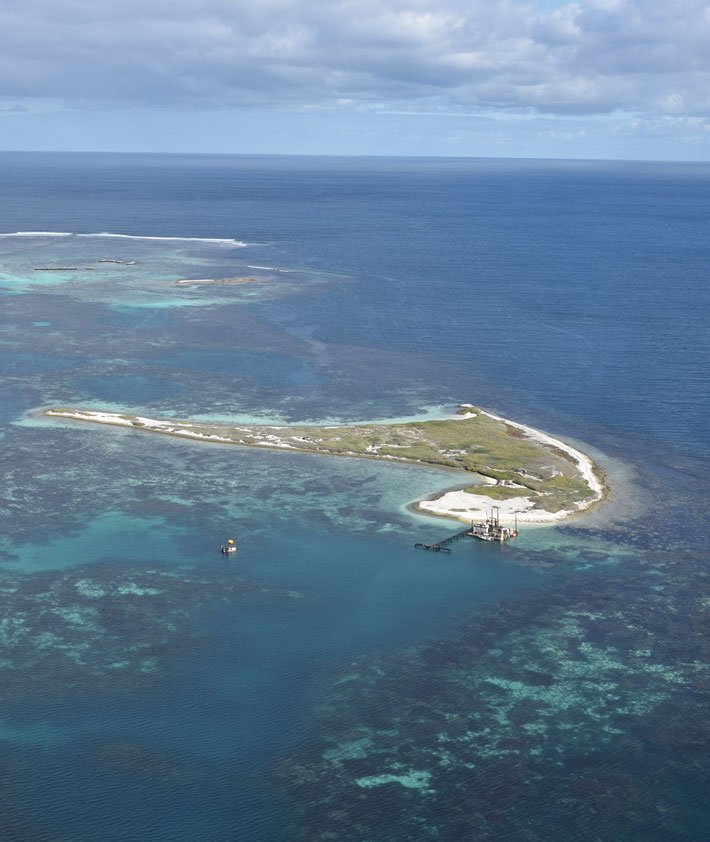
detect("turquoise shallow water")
[0,153,708,840]
[0,420,543,840]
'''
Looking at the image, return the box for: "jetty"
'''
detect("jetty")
[415,527,471,554]
[415,509,518,553]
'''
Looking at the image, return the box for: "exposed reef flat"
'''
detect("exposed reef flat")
[174,276,262,285]
[45,405,605,524]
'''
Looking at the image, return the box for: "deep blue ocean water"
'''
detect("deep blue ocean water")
[0,152,708,841]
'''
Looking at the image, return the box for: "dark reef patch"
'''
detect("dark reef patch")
[275,512,710,842]
[94,742,191,783]
[0,563,305,697]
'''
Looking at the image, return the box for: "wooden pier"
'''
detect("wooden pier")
[414,528,471,554]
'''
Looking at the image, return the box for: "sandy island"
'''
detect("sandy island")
[44,405,606,526]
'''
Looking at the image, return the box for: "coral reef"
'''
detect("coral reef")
[276,524,710,841]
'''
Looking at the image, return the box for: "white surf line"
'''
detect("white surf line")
[246,265,297,272]
[0,231,74,237]
[75,233,248,245]
[0,231,248,245]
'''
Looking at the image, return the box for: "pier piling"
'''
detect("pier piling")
[414,528,471,554]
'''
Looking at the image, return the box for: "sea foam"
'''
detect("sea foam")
[247,265,297,272]
[0,231,247,246]
[76,233,247,245]
[0,231,74,237]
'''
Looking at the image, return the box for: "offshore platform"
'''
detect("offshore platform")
[414,507,518,554]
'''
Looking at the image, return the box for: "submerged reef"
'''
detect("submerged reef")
[94,742,192,783]
[275,530,709,842]
[0,564,303,696]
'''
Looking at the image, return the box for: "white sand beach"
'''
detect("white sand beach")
[417,409,604,525]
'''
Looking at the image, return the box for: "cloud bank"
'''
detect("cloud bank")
[2,0,710,119]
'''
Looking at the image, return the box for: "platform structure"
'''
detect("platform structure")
[466,508,518,542]
[414,509,518,553]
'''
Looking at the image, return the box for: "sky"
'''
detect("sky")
[1,0,709,160]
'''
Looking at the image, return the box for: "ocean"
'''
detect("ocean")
[0,152,707,841]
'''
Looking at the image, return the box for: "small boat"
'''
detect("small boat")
[221,538,237,554]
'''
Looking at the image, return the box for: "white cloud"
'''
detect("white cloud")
[1,0,710,119]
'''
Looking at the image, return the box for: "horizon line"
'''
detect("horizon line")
[0,149,708,165]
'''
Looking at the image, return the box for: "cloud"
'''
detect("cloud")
[1,0,709,118]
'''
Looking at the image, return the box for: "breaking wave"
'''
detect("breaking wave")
[0,231,74,237]
[246,265,297,272]
[0,231,248,246]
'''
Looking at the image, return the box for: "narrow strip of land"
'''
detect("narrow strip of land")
[44,404,605,525]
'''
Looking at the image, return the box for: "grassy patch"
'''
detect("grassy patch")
[463,485,530,500]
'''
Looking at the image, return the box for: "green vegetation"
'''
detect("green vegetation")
[462,484,526,500]
[45,405,601,516]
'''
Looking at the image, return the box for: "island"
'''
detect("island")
[44,405,605,525]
